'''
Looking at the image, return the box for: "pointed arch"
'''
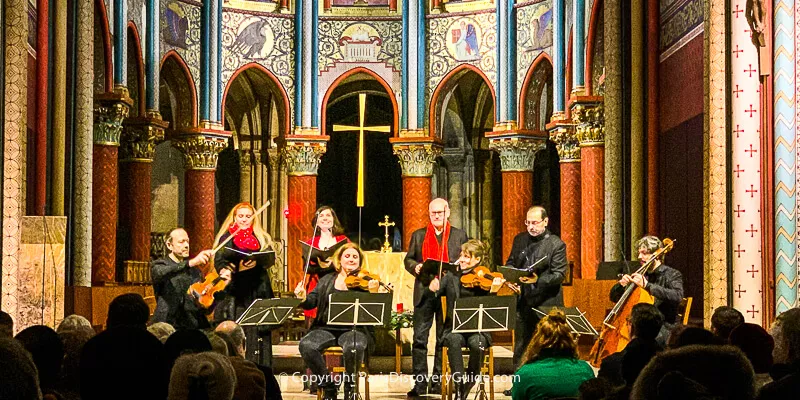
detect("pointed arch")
[127,22,146,116]
[586,0,603,95]
[221,62,291,138]
[519,52,554,130]
[429,64,496,139]
[565,31,573,113]
[160,50,198,128]
[95,0,113,92]
[320,67,399,137]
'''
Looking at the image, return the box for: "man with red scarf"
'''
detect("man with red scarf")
[404,198,468,397]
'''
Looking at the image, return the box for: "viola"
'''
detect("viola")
[460,266,520,294]
[345,270,394,292]
[188,266,229,310]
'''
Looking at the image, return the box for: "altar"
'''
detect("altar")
[362,251,414,344]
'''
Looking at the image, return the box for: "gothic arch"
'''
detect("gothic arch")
[127,23,145,116]
[94,0,113,92]
[565,31,573,109]
[222,62,291,139]
[429,64,496,141]
[159,50,198,130]
[320,67,399,137]
[586,0,604,95]
[519,52,554,131]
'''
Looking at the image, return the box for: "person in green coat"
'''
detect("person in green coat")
[511,309,595,400]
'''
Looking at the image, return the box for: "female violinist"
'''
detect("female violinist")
[428,239,508,400]
[212,202,275,365]
[294,243,379,400]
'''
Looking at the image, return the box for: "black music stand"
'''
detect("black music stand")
[236,298,302,366]
[533,306,598,336]
[452,296,516,400]
[328,292,392,400]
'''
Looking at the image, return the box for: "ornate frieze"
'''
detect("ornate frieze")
[93,90,133,146]
[281,139,328,176]
[120,114,168,161]
[572,100,606,146]
[172,134,229,170]
[487,135,546,172]
[392,141,444,177]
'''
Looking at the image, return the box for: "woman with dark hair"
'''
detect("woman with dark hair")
[299,206,349,323]
[295,243,379,400]
[511,309,595,400]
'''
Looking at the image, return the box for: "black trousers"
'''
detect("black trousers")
[443,332,491,383]
[244,326,273,367]
[412,294,444,390]
[299,328,372,388]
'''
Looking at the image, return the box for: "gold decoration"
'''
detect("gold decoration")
[378,215,396,253]
[573,100,605,146]
[238,150,253,168]
[93,91,133,145]
[281,140,327,176]
[487,136,546,172]
[392,142,443,177]
[172,134,229,170]
[549,122,580,162]
[120,116,168,161]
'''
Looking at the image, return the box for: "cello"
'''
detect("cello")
[588,238,675,367]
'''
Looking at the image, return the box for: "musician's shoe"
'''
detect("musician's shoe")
[502,389,512,396]
[344,383,355,400]
[429,382,442,395]
[407,385,426,397]
[321,385,338,400]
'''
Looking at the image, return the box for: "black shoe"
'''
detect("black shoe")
[407,386,426,397]
[322,385,338,400]
[344,383,355,400]
[502,389,512,397]
[429,382,442,395]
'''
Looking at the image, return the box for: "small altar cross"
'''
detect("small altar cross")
[378,215,396,253]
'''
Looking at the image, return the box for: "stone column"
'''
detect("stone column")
[486,133,547,262]
[391,138,443,251]
[119,113,167,262]
[92,90,132,285]
[573,98,605,279]
[549,118,581,278]
[172,128,229,260]
[252,149,267,229]
[442,151,466,229]
[604,0,623,261]
[281,136,327,290]
[238,149,253,203]
[267,148,282,239]
[51,0,68,215]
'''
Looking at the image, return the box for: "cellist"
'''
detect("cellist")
[609,236,684,345]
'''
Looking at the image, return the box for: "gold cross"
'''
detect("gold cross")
[332,93,391,207]
[378,215,396,253]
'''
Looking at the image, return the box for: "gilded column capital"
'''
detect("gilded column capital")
[252,149,267,166]
[267,148,281,170]
[486,133,547,172]
[548,121,580,162]
[390,138,444,177]
[120,115,168,161]
[238,150,253,168]
[93,91,133,145]
[280,135,329,176]
[571,97,605,146]
[172,131,230,170]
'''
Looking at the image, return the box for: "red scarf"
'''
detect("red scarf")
[421,222,450,262]
[307,234,349,249]
[229,224,260,251]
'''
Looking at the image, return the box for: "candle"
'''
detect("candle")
[397,303,403,312]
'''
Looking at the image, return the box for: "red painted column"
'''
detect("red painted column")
[580,145,604,279]
[34,0,49,215]
[400,177,432,251]
[646,0,659,234]
[501,171,534,260]
[91,91,132,285]
[550,121,581,277]
[391,139,442,251]
[389,0,397,12]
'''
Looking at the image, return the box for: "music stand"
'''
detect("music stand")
[236,298,302,367]
[533,306,599,336]
[452,296,516,400]
[328,292,392,400]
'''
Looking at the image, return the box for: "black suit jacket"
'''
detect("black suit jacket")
[506,230,568,312]
[404,226,469,307]
[151,256,209,330]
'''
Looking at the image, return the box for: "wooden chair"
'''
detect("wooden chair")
[442,345,494,400]
[676,297,693,325]
[143,296,157,317]
[315,346,370,400]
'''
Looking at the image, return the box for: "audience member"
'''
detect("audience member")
[168,352,236,400]
[216,321,246,357]
[106,293,150,329]
[511,309,594,400]
[0,337,41,400]
[148,322,177,343]
[205,331,229,356]
[758,308,800,399]
[598,303,663,387]
[57,326,95,400]
[164,329,213,372]
[577,378,613,400]
[729,323,774,389]
[1,310,15,337]
[80,326,167,400]
[56,314,92,334]
[217,321,269,400]
[15,325,65,397]
[711,306,745,342]
[667,325,723,348]
[631,344,754,400]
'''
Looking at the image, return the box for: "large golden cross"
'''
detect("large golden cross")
[332,93,391,207]
[378,215,396,253]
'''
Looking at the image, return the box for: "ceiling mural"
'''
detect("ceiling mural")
[516,1,553,100]
[161,0,202,98]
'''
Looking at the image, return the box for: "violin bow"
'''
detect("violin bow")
[210,201,271,255]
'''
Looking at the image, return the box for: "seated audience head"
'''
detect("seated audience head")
[770,307,800,364]
[168,351,236,400]
[58,325,96,394]
[631,303,664,341]
[728,323,773,374]
[205,331,229,356]
[15,325,64,392]
[0,337,41,400]
[667,325,722,348]
[521,309,578,365]
[56,314,92,334]
[80,326,167,400]
[0,310,14,337]
[148,322,176,343]
[106,293,150,329]
[164,329,213,371]
[631,345,755,400]
[711,306,745,341]
[578,378,613,400]
[215,321,246,357]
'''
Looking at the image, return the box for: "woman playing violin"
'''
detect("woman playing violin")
[300,206,350,323]
[428,239,507,400]
[295,242,378,400]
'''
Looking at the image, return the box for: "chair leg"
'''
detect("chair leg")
[363,364,369,400]
[442,346,450,400]
[488,348,494,400]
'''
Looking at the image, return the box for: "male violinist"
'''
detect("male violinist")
[404,198,469,397]
[151,228,217,330]
[610,235,684,346]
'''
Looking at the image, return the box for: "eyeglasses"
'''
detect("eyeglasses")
[430,210,446,216]
[525,220,544,226]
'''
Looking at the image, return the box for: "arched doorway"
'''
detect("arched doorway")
[318,69,401,248]
[429,65,499,263]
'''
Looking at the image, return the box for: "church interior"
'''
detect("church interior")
[1,0,797,398]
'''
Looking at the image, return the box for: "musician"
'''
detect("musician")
[505,206,567,369]
[151,228,215,330]
[295,243,379,400]
[299,206,350,324]
[404,198,469,396]
[610,235,684,346]
[429,239,505,400]
[213,202,275,366]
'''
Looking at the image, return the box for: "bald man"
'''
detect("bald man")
[404,198,468,396]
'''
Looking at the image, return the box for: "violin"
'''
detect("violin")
[345,270,394,293]
[188,262,232,310]
[460,266,520,294]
